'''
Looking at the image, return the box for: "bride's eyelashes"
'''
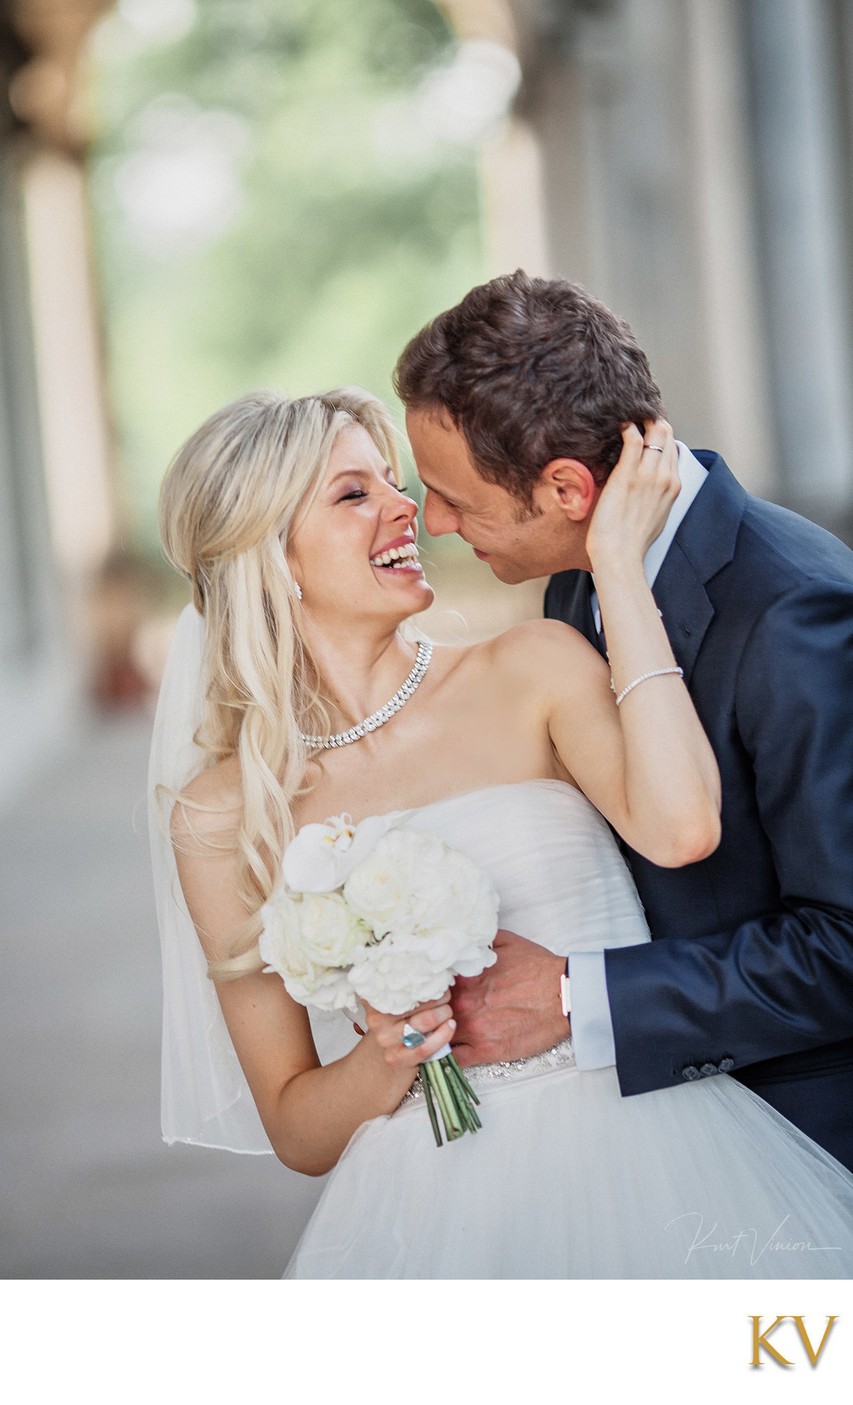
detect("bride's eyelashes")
[337,483,409,504]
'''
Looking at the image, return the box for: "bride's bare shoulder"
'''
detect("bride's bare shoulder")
[480,619,601,676]
[442,623,604,715]
[171,754,242,846]
[456,622,607,716]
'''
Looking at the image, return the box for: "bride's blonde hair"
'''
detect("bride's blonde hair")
[159,387,402,972]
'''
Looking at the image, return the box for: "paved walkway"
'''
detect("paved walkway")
[1,709,322,1279]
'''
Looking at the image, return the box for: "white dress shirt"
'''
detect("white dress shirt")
[570,443,709,1069]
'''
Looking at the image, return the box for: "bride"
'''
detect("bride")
[150,385,853,1278]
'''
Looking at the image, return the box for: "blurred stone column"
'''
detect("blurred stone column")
[0,132,73,803]
[683,0,776,497]
[441,0,554,275]
[22,148,119,669]
[742,0,853,525]
[480,114,553,276]
[505,0,775,490]
[446,0,853,529]
[0,0,119,807]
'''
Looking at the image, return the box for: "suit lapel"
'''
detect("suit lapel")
[651,453,747,683]
[652,545,715,683]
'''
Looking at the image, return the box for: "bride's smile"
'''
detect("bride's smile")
[369,536,422,571]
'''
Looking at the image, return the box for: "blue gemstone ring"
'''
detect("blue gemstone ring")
[401,1022,426,1049]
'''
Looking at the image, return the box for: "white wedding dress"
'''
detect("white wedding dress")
[285,780,853,1279]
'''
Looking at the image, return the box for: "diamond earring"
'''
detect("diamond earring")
[294,580,303,601]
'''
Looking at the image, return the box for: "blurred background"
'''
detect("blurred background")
[2,0,853,1278]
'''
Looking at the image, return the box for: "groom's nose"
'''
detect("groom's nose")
[423,488,458,538]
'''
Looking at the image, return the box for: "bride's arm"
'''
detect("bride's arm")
[536,428,720,865]
[450,429,721,1067]
[172,791,453,1175]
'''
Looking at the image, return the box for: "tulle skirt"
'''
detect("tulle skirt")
[284,1052,853,1279]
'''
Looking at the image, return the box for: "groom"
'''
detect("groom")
[394,270,853,1171]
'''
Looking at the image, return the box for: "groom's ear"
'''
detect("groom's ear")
[537,458,599,521]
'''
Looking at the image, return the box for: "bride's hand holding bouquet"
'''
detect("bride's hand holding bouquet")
[259,813,499,1146]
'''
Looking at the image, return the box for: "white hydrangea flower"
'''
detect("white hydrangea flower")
[387,922,498,979]
[406,847,500,941]
[343,829,426,932]
[267,819,499,1020]
[259,890,367,1011]
[348,936,452,1014]
[259,889,317,983]
[298,892,371,969]
[342,829,499,1012]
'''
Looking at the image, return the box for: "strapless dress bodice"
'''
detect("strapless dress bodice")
[309,779,650,1087]
[391,778,650,958]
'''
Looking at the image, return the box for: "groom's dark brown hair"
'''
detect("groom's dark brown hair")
[394,270,665,508]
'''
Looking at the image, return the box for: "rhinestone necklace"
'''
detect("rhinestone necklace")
[300,640,433,750]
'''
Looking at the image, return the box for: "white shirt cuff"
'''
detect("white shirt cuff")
[568,951,616,1069]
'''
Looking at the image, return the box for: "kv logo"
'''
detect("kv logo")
[749,1315,839,1368]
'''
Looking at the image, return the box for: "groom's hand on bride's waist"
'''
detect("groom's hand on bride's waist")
[451,931,569,1067]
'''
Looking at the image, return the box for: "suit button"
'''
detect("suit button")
[718,1057,735,1073]
[682,1065,700,1080]
[699,1063,718,1077]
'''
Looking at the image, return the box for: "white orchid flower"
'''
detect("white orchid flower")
[282,811,402,893]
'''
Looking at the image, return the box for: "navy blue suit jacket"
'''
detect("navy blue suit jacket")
[544,452,853,1169]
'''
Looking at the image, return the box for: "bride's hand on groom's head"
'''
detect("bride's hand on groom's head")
[585,418,680,570]
[451,931,568,1068]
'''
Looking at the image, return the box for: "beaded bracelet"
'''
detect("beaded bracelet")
[611,666,684,707]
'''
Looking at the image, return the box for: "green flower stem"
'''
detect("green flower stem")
[448,1068,482,1131]
[455,1090,481,1132]
[418,1054,484,1147]
[425,1063,453,1136]
[428,1058,464,1139]
[446,1055,480,1106]
[445,1055,475,1100]
[420,1067,443,1148]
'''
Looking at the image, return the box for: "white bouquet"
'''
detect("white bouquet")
[259,812,500,1146]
